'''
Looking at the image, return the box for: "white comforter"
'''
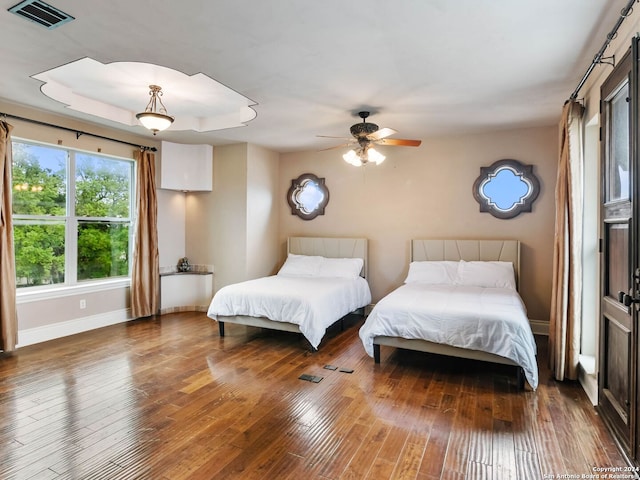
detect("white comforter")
[207,275,371,349]
[359,284,538,389]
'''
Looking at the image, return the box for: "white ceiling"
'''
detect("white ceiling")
[0,0,629,152]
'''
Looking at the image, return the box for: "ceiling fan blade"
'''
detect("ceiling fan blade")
[378,138,422,147]
[317,135,352,140]
[367,127,397,140]
[318,143,352,151]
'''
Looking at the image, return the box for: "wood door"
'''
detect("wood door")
[599,45,638,458]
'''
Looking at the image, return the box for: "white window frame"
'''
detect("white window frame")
[12,138,136,299]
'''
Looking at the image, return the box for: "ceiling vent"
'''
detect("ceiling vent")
[8,0,74,29]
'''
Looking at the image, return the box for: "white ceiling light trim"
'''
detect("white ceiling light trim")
[32,57,257,133]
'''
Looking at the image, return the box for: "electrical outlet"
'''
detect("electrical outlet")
[80,299,86,309]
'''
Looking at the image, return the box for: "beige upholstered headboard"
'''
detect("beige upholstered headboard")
[411,239,520,287]
[287,237,368,278]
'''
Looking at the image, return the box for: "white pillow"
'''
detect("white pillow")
[458,261,516,289]
[404,261,459,285]
[277,254,323,277]
[317,257,364,278]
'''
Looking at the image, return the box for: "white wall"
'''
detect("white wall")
[185,143,280,292]
[246,144,280,278]
[157,188,186,270]
[186,143,248,291]
[581,115,600,358]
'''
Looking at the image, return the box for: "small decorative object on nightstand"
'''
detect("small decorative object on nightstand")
[178,257,191,272]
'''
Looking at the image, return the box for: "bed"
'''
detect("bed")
[359,239,538,390]
[207,236,372,350]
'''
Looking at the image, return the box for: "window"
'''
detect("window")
[607,82,630,202]
[12,140,135,289]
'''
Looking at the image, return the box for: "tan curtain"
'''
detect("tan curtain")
[130,149,159,318]
[549,100,585,381]
[0,121,18,352]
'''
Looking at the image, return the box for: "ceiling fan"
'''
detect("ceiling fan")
[319,111,422,166]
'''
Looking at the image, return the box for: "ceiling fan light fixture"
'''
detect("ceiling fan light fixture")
[328,111,419,166]
[343,149,363,166]
[367,147,385,165]
[343,146,385,166]
[136,85,174,135]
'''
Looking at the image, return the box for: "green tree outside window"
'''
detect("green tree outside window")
[12,141,134,288]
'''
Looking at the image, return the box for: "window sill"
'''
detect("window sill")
[16,278,131,304]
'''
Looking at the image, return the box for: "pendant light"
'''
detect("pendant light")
[136,85,174,135]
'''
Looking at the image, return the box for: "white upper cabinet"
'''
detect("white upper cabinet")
[158,141,213,191]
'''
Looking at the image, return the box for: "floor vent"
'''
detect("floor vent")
[298,374,323,383]
[8,0,74,29]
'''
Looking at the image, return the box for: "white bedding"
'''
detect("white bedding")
[359,284,538,389]
[207,275,371,349]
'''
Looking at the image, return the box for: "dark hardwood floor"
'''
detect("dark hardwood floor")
[0,312,631,479]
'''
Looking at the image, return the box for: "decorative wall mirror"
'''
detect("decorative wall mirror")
[287,173,330,220]
[472,159,540,219]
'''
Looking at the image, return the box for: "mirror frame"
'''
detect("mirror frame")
[472,159,540,219]
[287,173,330,220]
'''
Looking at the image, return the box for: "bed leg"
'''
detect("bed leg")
[373,344,381,364]
[516,367,525,390]
[218,321,225,337]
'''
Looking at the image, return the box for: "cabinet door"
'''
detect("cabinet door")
[159,142,212,191]
[160,274,213,312]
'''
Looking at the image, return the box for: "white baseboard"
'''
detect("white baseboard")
[159,305,208,315]
[579,361,598,406]
[529,319,549,336]
[17,309,132,348]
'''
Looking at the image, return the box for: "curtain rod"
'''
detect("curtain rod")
[0,112,157,152]
[568,0,637,101]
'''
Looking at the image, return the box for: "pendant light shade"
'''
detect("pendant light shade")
[136,85,174,135]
